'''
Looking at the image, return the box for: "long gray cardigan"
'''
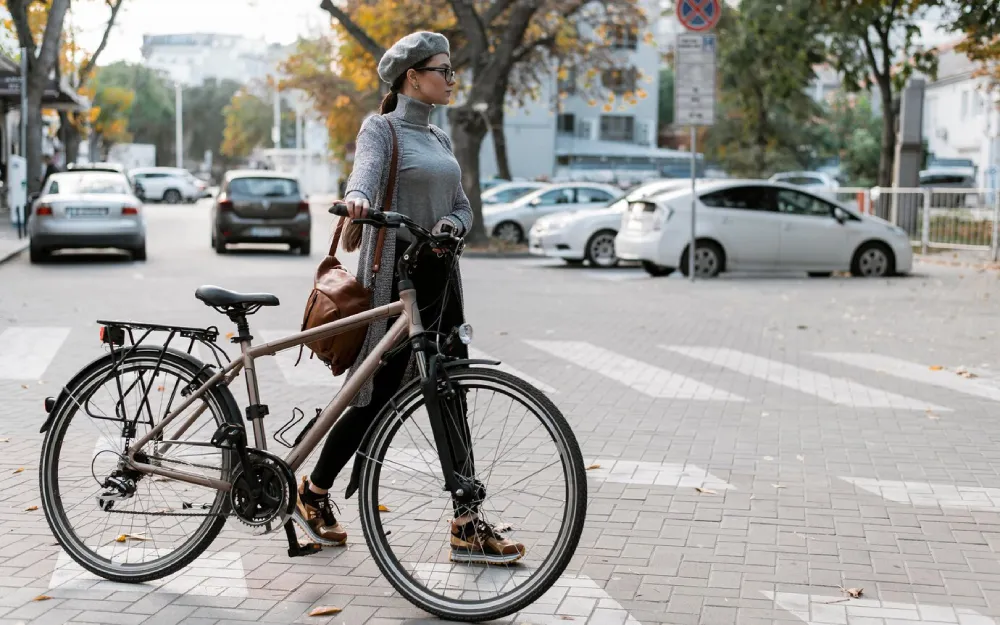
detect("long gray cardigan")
[342,112,474,407]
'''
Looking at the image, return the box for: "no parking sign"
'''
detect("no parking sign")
[676,0,722,32]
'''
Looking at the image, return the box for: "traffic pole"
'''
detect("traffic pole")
[689,126,696,282]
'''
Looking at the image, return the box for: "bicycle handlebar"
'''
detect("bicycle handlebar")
[328,202,461,248]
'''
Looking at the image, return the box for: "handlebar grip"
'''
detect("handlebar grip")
[330,202,349,217]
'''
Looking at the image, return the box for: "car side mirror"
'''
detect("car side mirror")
[833,207,847,224]
[28,192,39,203]
[529,198,542,207]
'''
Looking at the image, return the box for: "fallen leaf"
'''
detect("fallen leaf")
[796,325,808,330]
[559,617,575,621]
[115,533,149,543]
[32,595,51,602]
[157,385,165,391]
[772,484,787,489]
[308,606,342,616]
[796,454,804,462]
[695,487,716,494]
[929,365,943,371]
[20,384,28,389]
[12,467,24,474]
[225,332,234,339]
[958,371,978,379]
[25,505,38,511]
[0,438,9,443]
[840,586,863,598]
[377,504,390,512]
[586,464,601,470]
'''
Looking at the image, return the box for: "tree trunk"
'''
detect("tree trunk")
[26,76,46,194]
[448,106,489,245]
[875,81,895,220]
[59,112,81,165]
[491,106,511,180]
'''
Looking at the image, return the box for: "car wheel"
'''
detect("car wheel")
[132,245,147,262]
[297,239,311,256]
[679,241,724,279]
[584,229,619,268]
[850,242,894,278]
[492,221,524,244]
[214,236,227,254]
[29,243,48,264]
[642,261,674,277]
[163,189,182,204]
[808,272,832,278]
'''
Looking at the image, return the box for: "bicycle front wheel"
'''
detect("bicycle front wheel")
[357,366,587,622]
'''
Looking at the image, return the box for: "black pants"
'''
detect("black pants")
[310,245,472,500]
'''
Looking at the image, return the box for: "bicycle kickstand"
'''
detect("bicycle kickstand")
[283,520,323,558]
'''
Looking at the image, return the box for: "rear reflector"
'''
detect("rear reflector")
[122,206,140,215]
[35,204,52,216]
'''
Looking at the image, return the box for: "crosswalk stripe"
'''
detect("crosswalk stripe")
[468,347,558,394]
[763,590,997,625]
[259,330,343,387]
[664,346,950,411]
[839,477,1000,512]
[525,340,743,401]
[588,459,735,490]
[817,352,1000,403]
[50,549,247,598]
[0,327,70,380]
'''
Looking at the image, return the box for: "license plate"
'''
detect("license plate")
[249,227,282,238]
[67,206,108,217]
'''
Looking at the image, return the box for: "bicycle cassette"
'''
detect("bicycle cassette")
[229,449,296,535]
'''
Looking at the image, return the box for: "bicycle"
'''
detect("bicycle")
[38,203,588,622]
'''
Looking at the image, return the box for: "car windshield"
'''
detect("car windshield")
[228,177,299,197]
[47,173,130,195]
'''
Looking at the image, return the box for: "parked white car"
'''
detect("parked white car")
[482,181,548,206]
[130,167,207,203]
[529,179,695,267]
[483,182,620,244]
[768,171,840,202]
[615,180,913,279]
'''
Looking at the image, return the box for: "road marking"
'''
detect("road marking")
[763,590,997,625]
[0,327,70,380]
[840,477,1000,512]
[468,347,558,394]
[50,549,247,597]
[411,567,641,624]
[588,459,735,490]
[817,352,1000,403]
[526,340,743,401]
[260,330,343,387]
[664,346,949,411]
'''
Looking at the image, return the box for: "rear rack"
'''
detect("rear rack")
[95,319,230,369]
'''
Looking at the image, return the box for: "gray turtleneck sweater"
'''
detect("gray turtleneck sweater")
[338,94,474,407]
[345,94,470,241]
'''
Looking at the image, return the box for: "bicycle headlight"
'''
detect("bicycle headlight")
[458,323,474,345]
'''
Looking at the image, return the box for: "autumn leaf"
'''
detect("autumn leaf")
[157,385,165,392]
[586,464,601,470]
[308,606,342,616]
[840,586,863,598]
[377,504,390,512]
[21,384,28,389]
[695,487,716,494]
[929,365,943,371]
[13,467,24,474]
[772,484,787,489]
[115,533,149,543]
[25,505,38,511]
[225,332,234,339]
[0,438,9,443]
[32,595,51,602]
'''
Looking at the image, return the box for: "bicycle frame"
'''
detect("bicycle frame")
[124,287,426,493]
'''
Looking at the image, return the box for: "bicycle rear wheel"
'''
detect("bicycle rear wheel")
[39,347,239,584]
[357,366,587,622]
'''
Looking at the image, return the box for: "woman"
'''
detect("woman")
[294,31,525,564]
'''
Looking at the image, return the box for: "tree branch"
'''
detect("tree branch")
[37,0,71,77]
[512,34,556,64]
[483,0,519,25]
[449,0,488,65]
[319,0,386,61]
[490,0,546,75]
[78,0,125,86]
[7,0,37,57]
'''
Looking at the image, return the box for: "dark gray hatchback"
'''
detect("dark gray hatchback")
[211,171,312,255]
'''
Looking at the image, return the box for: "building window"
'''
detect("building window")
[608,23,638,50]
[599,115,635,142]
[602,68,638,94]
[557,113,576,135]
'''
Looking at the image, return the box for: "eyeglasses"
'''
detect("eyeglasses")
[416,66,456,83]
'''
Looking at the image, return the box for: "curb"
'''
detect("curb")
[914,255,1000,271]
[0,240,28,267]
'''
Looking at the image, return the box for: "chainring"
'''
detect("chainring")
[229,449,297,535]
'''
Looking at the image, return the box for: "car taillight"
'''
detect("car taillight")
[218,199,233,212]
[35,203,52,216]
[297,200,310,214]
[122,206,140,215]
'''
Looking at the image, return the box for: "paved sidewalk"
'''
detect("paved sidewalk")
[0,215,28,265]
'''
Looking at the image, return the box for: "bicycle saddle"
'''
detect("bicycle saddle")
[195,285,280,309]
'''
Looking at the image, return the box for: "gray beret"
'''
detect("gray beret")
[377,31,450,86]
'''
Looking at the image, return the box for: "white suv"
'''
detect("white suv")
[131,167,207,203]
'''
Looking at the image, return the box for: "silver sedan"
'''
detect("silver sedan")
[28,171,147,263]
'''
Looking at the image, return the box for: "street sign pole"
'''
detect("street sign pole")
[675,0,720,282]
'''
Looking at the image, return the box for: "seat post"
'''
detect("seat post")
[226,305,269,449]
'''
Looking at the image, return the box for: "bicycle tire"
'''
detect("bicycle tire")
[39,347,241,584]
[357,366,587,622]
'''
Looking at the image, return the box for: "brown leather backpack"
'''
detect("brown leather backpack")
[295,120,397,375]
